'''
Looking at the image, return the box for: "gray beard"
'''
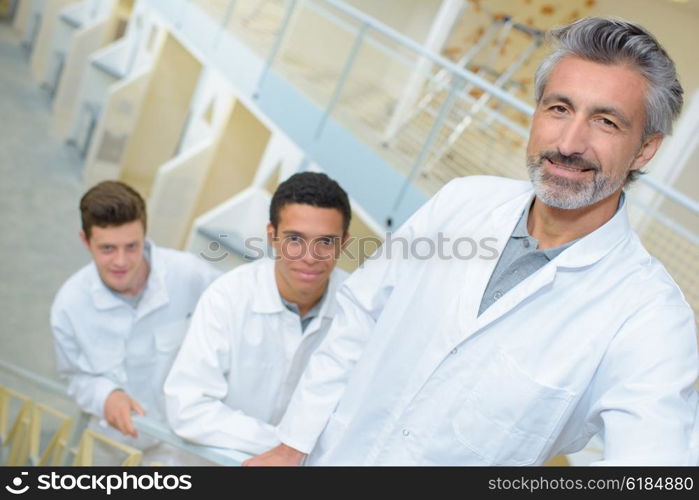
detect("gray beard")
[527,157,626,210]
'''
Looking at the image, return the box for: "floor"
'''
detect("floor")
[0,20,89,382]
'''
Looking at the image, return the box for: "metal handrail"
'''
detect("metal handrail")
[319,0,535,117]
[0,360,250,466]
[628,197,699,247]
[637,175,699,216]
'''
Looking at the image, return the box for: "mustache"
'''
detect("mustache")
[537,151,600,171]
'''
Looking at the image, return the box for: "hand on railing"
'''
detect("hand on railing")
[104,389,145,438]
[242,443,306,467]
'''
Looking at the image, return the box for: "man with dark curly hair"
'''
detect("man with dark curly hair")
[164,172,351,455]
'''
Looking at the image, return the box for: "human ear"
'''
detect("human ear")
[630,134,663,172]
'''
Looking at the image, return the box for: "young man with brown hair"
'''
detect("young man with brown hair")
[51,180,220,459]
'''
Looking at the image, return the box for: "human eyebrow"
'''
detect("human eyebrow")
[540,93,574,109]
[281,230,305,238]
[281,231,342,240]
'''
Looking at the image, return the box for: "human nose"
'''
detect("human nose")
[113,248,127,267]
[556,116,589,157]
[302,242,319,264]
[306,238,336,264]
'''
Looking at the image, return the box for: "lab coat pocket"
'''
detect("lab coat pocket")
[451,348,574,465]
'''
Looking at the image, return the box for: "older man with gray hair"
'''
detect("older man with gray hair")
[246,17,698,466]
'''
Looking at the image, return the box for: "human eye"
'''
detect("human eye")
[599,117,618,129]
[548,104,568,114]
[100,245,114,253]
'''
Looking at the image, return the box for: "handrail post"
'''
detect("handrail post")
[314,21,368,140]
[214,0,238,48]
[253,0,298,99]
[390,77,465,220]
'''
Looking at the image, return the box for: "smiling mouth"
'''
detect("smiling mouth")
[293,269,321,279]
[546,159,595,173]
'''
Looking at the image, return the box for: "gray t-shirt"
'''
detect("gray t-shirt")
[281,293,325,333]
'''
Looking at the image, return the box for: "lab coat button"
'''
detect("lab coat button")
[494,291,503,299]
[451,348,458,355]
[402,429,410,437]
[523,240,530,248]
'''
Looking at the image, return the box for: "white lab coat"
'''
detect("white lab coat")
[278,176,699,465]
[51,241,220,448]
[164,258,348,455]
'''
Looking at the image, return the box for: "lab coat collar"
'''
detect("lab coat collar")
[491,188,632,269]
[510,202,532,239]
[252,258,288,315]
[137,240,170,318]
[455,191,538,329]
[252,258,340,322]
[89,265,122,311]
[551,193,631,269]
[89,239,170,316]
[460,188,633,335]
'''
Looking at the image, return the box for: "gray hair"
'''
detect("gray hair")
[534,17,683,141]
